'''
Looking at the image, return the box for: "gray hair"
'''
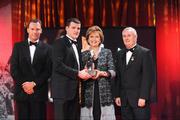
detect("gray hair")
[122,27,137,38]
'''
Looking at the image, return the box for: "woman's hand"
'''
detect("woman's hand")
[100,71,110,77]
[91,69,99,80]
[91,70,110,80]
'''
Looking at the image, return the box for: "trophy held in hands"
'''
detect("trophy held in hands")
[86,50,97,76]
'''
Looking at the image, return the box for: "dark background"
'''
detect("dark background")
[41,27,156,58]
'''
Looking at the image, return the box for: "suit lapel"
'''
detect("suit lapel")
[32,41,42,65]
[70,46,77,61]
[65,37,79,66]
[22,40,31,65]
[127,52,136,68]
[120,49,127,70]
[126,45,138,68]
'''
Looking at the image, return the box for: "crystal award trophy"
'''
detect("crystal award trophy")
[86,50,96,76]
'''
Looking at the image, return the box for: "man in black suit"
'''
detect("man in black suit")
[51,18,91,120]
[115,27,155,120]
[10,19,52,120]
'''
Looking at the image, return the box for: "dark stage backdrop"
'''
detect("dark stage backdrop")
[41,27,156,58]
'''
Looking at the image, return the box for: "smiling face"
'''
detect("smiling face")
[86,26,104,48]
[122,28,137,49]
[66,22,81,40]
[88,31,101,48]
[27,22,42,42]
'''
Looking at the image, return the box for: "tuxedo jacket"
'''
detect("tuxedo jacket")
[10,40,52,101]
[115,44,155,107]
[51,36,80,100]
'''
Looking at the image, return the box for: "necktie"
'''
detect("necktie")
[29,41,38,46]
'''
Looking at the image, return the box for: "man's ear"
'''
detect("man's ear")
[27,28,29,34]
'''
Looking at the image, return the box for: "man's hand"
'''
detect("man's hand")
[78,69,91,80]
[22,81,36,95]
[24,88,34,95]
[138,98,146,107]
[115,97,121,106]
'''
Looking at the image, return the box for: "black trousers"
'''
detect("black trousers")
[16,101,46,120]
[53,95,80,120]
[93,80,101,120]
[121,102,150,120]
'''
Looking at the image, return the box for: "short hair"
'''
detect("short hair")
[122,27,137,38]
[27,19,42,28]
[65,18,81,27]
[86,25,104,44]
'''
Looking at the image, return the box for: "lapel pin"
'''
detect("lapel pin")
[131,56,134,61]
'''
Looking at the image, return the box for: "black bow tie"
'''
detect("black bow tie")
[29,41,38,46]
[126,46,136,52]
[71,40,78,45]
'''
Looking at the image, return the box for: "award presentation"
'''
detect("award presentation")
[0,0,179,120]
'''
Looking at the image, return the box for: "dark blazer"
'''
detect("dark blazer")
[115,44,155,107]
[51,36,79,100]
[10,40,52,101]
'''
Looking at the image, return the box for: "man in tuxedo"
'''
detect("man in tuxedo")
[10,19,52,120]
[115,27,155,120]
[51,18,91,120]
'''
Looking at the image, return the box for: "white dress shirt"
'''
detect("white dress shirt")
[28,38,39,63]
[66,35,80,70]
[126,51,133,65]
[126,44,136,65]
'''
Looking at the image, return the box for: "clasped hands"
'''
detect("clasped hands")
[78,68,109,80]
[22,81,36,95]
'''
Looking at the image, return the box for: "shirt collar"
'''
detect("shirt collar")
[28,38,39,44]
[66,35,77,43]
